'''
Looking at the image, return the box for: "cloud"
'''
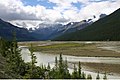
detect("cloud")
[78,0,120,20]
[0,0,38,20]
[0,0,51,20]
[0,0,119,24]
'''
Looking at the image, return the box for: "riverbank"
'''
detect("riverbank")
[19,41,120,57]
[70,62,120,77]
[20,47,120,79]
[20,45,120,79]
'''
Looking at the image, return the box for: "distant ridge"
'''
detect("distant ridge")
[0,19,37,41]
[54,8,120,41]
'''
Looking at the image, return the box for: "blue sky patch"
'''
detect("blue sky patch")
[72,2,84,10]
[22,0,56,9]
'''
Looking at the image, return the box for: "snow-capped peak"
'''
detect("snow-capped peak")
[8,20,42,30]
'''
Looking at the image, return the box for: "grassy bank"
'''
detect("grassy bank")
[19,41,120,57]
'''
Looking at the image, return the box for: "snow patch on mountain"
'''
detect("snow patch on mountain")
[8,20,43,30]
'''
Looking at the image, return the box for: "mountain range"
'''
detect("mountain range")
[1,8,119,41]
[0,18,92,41]
[0,19,37,41]
[7,17,94,40]
[54,8,120,41]
[32,20,93,40]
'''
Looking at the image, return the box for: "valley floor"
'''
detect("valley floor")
[19,41,120,78]
[19,41,120,57]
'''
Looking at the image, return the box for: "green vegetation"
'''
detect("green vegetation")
[0,34,25,78]
[0,37,108,79]
[87,74,92,79]
[32,43,88,51]
[28,42,120,57]
[103,72,107,80]
[96,72,100,80]
[54,8,120,41]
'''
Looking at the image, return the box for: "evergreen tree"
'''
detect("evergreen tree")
[64,57,68,72]
[0,38,5,56]
[58,53,64,78]
[24,44,38,79]
[96,72,100,80]
[29,44,37,67]
[87,74,92,79]
[29,44,37,78]
[12,31,24,75]
[78,61,81,78]
[50,68,58,79]
[59,54,64,72]
[0,38,10,57]
[55,56,58,69]
[64,57,71,79]
[47,63,51,70]
[39,64,46,79]
[2,32,26,78]
[46,63,51,78]
[72,64,77,78]
[81,72,86,79]
[103,72,107,80]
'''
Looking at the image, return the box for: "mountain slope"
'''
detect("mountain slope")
[54,8,120,41]
[31,23,63,40]
[28,21,90,40]
[48,20,92,40]
[0,19,37,41]
[9,19,92,40]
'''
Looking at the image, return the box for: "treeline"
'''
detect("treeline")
[0,37,107,79]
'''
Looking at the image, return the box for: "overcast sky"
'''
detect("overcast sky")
[0,0,119,23]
